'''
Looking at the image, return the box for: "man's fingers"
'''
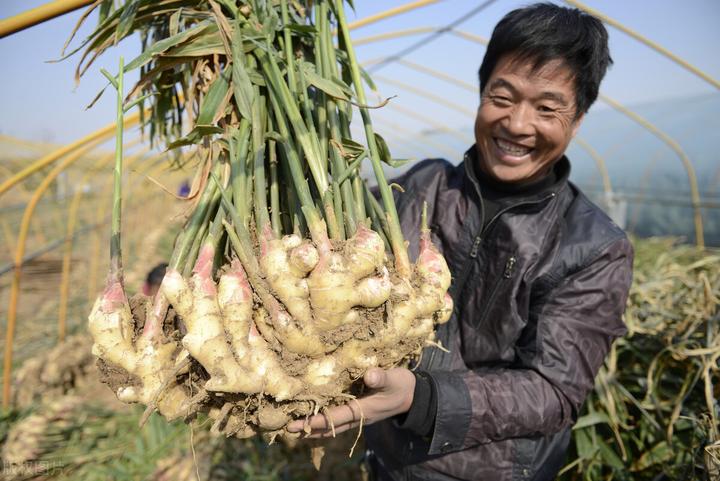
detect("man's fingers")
[286,419,304,432]
[364,367,386,389]
[286,403,356,433]
[302,419,363,438]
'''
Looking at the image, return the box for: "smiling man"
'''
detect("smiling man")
[476,55,582,184]
[287,4,634,481]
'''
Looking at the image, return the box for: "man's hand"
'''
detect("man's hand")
[286,367,416,438]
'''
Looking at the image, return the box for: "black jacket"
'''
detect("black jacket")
[366,148,634,481]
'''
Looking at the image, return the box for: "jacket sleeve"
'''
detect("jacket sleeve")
[424,236,634,455]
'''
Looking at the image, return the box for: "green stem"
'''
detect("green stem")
[353,176,367,223]
[169,162,222,272]
[252,90,270,231]
[183,212,211,277]
[331,183,345,240]
[323,9,365,226]
[208,199,226,242]
[183,199,225,277]
[335,152,367,185]
[280,0,297,94]
[211,172,261,272]
[294,50,337,238]
[268,121,281,237]
[319,2,356,237]
[184,190,220,276]
[364,182,392,241]
[110,56,125,282]
[363,183,391,253]
[313,2,329,173]
[256,47,328,198]
[230,119,251,227]
[278,146,305,235]
[335,0,410,276]
[296,57,324,172]
[267,90,330,249]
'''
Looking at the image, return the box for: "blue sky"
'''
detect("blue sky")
[1,0,718,146]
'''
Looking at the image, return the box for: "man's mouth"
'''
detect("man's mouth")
[494,138,533,157]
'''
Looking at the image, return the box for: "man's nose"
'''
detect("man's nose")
[504,103,534,136]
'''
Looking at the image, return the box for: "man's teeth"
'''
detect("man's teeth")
[496,138,531,156]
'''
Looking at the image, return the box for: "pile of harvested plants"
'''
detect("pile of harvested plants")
[73,0,452,439]
[561,238,719,480]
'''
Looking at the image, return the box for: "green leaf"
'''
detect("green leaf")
[123,93,154,113]
[336,153,367,185]
[100,68,118,89]
[359,64,378,92]
[265,131,284,142]
[631,441,672,471]
[247,70,266,86]
[339,138,366,159]
[166,125,223,150]
[596,437,624,470]
[373,133,409,168]
[574,412,610,430]
[98,0,113,24]
[260,9,280,38]
[169,8,182,36]
[374,133,391,162]
[196,66,232,126]
[231,25,256,121]
[387,158,411,168]
[164,32,224,57]
[114,0,139,44]
[575,428,598,460]
[124,21,212,72]
[285,24,317,35]
[300,61,351,100]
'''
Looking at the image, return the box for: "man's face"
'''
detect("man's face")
[474,54,583,184]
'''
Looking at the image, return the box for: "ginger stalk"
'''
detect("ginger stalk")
[88,57,188,419]
[163,230,263,394]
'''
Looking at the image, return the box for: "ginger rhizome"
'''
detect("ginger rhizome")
[83,0,453,439]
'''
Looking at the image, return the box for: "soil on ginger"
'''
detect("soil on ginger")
[96,249,428,438]
[97,294,186,397]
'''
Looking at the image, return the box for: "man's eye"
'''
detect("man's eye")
[491,95,512,106]
[538,105,557,114]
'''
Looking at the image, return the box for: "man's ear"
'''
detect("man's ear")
[571,113,585,138]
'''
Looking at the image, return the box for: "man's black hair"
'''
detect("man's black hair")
[146,262,168,286]
[479,3,612,116]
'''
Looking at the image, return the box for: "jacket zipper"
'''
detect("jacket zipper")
[467,193,555,328]
[469,235,483,258]
[473,255,517,328]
